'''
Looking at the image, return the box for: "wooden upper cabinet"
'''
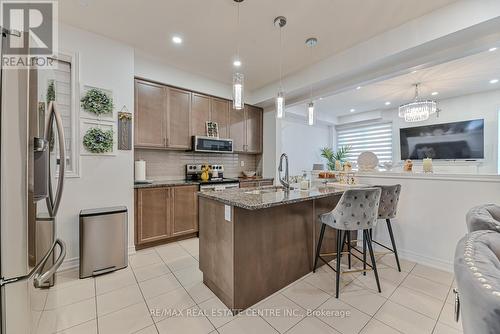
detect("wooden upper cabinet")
[210,98,230,138]
[245,105,263,153]
[134,78,263,154]
[167,88,191,149]
[171,185,198,237]
[134,80,166,147]
[135,188,170,245]
[229,106,246,152]
[191,93,210,137]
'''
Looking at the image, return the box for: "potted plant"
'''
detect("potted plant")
[320,146,351,171]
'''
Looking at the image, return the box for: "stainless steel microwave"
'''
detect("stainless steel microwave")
[192,136,233,153]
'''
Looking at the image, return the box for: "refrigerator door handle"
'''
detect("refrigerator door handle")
[45,101,65,217]
[33,239,66,288]
[0,239,66,287]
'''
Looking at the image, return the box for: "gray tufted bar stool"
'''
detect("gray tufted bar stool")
[313,188,382,298]
[466,204,500,233]
[364,184,402,273]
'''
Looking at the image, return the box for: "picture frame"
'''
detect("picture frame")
[80,119,117,156]
[80,85,114,122]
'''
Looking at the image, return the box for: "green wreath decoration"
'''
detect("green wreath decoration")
[83,127,114,153]
[81,88,114,116]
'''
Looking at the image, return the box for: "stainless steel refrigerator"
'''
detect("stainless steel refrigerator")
[0,28,67,333]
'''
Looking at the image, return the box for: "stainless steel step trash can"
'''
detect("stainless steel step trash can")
[79,206,128,278]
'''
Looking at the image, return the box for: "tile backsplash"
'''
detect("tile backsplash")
[135,149,260,180]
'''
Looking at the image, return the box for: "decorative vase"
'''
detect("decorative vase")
[423,158,433,173]
[335,160,342,171]
[403,159,413,172]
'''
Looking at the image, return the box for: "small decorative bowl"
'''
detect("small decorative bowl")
[243,171,256,178]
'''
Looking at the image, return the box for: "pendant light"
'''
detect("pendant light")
[274,16,287,119]
[305,37,317,126]
[232,0,244,110]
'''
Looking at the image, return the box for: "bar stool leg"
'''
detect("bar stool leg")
[313,224,326,273]
[363,234,367,276]
[365,229,381,293]
[347,233,352,269]
[386,219,401,272]
[335,230,344,298]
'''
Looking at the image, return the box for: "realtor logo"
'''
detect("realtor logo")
[1,0,58,67]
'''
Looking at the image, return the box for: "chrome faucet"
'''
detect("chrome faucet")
[278,153,290,191]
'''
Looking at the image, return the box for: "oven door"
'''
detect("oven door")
[193,136,233,153]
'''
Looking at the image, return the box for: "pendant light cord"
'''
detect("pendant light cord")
[279,25,283,89]
[309,45,313,101]
[236,2,240,60]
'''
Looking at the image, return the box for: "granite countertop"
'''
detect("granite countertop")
[198,184,348,210]
[134,180,199,189]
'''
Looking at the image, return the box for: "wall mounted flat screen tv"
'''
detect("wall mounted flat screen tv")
[400,119,484,160]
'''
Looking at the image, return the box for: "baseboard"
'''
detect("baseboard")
[358,238,454,273]
[396,248,454,273]
[58,245,137,273]
[58,256,79,272]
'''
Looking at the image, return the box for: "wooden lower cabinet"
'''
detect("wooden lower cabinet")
[171,185,198,236]
[135,185,198,248]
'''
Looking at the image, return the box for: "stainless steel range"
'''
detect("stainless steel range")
[185,164,239,191]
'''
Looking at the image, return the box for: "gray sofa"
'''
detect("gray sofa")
[454,230,500,334]
[466,204,500,233]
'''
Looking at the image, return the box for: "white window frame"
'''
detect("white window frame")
[54,51,81,178]
[335,122,394,164]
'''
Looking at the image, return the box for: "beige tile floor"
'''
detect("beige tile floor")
[32,237,463,334]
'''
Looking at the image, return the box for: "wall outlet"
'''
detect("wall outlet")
[240,160,245,167]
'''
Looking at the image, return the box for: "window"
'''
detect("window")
[336,122,393,163]
[38,53,80,177]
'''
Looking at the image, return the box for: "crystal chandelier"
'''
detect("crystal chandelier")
[399,83,438,122]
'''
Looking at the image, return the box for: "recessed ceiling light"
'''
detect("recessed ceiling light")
[431,91,439,96]
[490,79,499,84]
[411,70,418,74]
[356,86,362,90]
[350,108,356,113]
[319,97,323,100]
[233,59,242,67]
[385,101,391,106]
[172,36,183,44]
[489,47,498,52]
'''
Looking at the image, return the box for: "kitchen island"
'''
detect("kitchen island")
[198,184,350,312]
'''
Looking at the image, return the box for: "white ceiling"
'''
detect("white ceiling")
[60,0,458,90]
[286,48,500,119]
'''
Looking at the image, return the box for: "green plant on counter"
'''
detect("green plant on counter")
[320,145,351,170]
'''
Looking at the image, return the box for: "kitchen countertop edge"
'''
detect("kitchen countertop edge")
[198,187,344,210]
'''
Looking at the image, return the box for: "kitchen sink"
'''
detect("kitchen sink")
[244,186,294,195]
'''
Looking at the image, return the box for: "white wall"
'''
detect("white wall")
[357,173,500,272]
[280,117,332,176]
[134,50,232,99]
[262,108,279,179]
[337,89,500,174]
[57,24,135,267]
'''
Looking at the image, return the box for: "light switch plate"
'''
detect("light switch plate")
[224,205,232,222]
[240,160,245,167]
